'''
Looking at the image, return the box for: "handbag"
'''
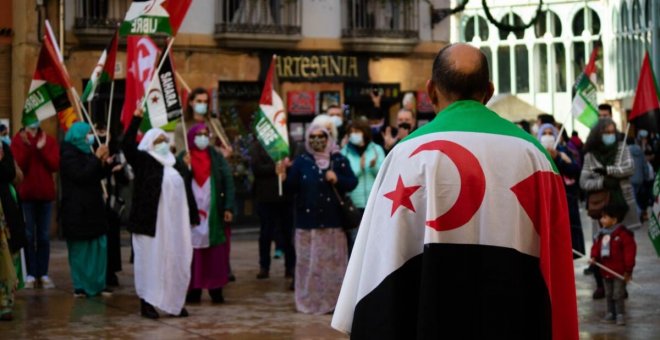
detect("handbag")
[332,185,361,231]
[587,190,610,219]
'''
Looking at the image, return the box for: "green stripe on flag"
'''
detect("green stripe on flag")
[404,100,559,173]
[254,108,289,162]
[22,83,57,126]
[120,16,172,36]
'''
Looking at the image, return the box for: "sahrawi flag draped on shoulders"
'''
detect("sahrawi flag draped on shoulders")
[254,56,289,161]
[140,51,182,131]
[333,101,578,340]
[22,29,74,128]
[81,30,119,102]
[120,0,191,36]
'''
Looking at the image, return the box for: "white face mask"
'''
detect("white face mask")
[193,103,208,115]
[540,135,555,149]
[194,135,210,150]
[531,124,539,135]
[330,115,343,128]
[349,132,363,146]
[153,141,170,156]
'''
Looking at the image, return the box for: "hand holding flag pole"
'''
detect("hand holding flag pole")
[573,249,642,288]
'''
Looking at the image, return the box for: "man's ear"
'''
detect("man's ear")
[482,81,495,104]
[426,79,439,106]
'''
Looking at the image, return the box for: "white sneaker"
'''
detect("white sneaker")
[40,276,55,289]
[24,276,36,289]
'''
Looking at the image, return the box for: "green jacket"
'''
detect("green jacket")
[341,142,385,208]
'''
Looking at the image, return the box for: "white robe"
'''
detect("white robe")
[133,166,193,315]
[191,179,211,249]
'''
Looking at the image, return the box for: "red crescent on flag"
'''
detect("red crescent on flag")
[409,140,486,231]
[273,109,287,127]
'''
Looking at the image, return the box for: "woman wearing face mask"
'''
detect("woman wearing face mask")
[340,118,385,254]
[279,124,357,314]
[123,109,200,319]
[580,118,640,299]
[537,124,584,258]
[60,122,113,297]
[175,87,232,157]
[177,123,234,304]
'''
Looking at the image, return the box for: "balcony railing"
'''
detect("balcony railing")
[73,0,130,45]
[214,0,302,49]
[342,0,420,53]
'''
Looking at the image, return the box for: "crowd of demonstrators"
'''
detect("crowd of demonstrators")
[278,124,357,315]
[180,123,235,304]
[11,122,59,289]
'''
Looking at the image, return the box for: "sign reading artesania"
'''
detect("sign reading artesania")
[260,53,368,82]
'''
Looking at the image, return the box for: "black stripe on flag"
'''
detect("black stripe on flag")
[350,243,551,340]
[631,108,660,134]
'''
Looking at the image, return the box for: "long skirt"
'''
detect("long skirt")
[295,228,347,315]
[67,236,107,296]
[0,226,17,316]
[189,243,229,290]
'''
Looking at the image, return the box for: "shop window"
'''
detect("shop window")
[646,0,652,27]
[621,4,629,32]
[633,0,642,30]
[536,44,548,93]
[498,46,511,93]
[572,8,600,36]
[534,10,562,38]
[515,45,529,93]
[572,42,585,81]
[554,43,566,92]
[464,16,489,42]
[498,13,525,40]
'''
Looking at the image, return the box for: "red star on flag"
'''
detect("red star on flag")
[384,175,421,216]
[151,95,159,104]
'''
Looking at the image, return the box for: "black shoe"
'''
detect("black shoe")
[73,289,88,298]
[289,281,295,291]
[101,288,113,297]
[624,289,629,299]
[256,269,269,279]
[106,273,120,287]
[186,290,202,304]
[583,267,594,276]
[228,273,236,282]
[209,288,224,303]
[593,287,605,300]
[0,312,12,321]
[285,269,294,279]
[140,299,159,319]
[177,308,189,317]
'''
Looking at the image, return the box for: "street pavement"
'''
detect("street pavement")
[1,208,659,339]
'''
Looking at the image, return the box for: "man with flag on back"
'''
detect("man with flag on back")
[332,43,578,339]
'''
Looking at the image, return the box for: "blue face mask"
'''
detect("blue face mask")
[349,133,363,146]
[602,133,617,146]
[639,130,649,138]
[1,136,10,146]
[194,135,210,150]
[86,135,95,146]
[193,103,208,115]
[330,115,343,128]
[28,122,40,129]
[153,141,170,156]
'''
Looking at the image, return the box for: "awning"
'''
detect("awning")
[486,94,543,122]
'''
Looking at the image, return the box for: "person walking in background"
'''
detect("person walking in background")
[60,122,112,298]
[123,109,199,319]
[340,118,385,254]
[537,124,584,257]
[590,203,636,326]
[11,121,59,289]
[279,124,357,314]
[180,123,235,304]
[580,118,640,300]
[249,139,295,282]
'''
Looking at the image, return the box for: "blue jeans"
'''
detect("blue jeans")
[23,201,53,277]
[257,201,295,272]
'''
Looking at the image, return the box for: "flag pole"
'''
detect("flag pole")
[573,249,642,288]
[278,171,283,196]
[553,125,565,149]
[618,122,630,165]
[71,87,102,144]
[105,80,115,146]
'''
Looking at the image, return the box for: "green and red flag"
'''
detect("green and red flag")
[81,30,119,102]
[21,30,74,128]
[120,0,192,36]
[628,52,660,132]
[254,55,289,162]
[333,101,578,339]
[140,51,183,131]
[571,47,599,128]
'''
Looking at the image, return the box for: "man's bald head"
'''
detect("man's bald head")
[430,43,491,103]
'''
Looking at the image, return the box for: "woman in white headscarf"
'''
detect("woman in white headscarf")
[122,109,199,319]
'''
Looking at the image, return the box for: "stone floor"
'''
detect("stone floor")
[1,210,659,339]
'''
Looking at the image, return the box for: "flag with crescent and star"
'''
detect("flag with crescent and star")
[140,51,182,131]
[332,100,578,340]
[254,55,289,162]
[81,29,119,103]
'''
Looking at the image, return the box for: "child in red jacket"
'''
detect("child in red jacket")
[590,203,636,326]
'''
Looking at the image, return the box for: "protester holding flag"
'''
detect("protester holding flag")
[60,122,112,298]
[537,123,584,257]
[332,44,578,339]
[177,123,235,304]
[11,124,59,289]
[122,109,199,319]
[279,124,357,315]
[340,118,385,254]
[175,88,209,153]
[580,118,640,299]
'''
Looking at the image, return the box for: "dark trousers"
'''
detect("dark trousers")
[23,201,53,278]
[106,209,122,276]
[604,278,626,315]
[256,201,295,272]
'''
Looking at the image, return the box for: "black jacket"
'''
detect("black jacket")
[0,142,26,253]
[249,141,289,203]
[122,116,199,236]
[59,142,108,240]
